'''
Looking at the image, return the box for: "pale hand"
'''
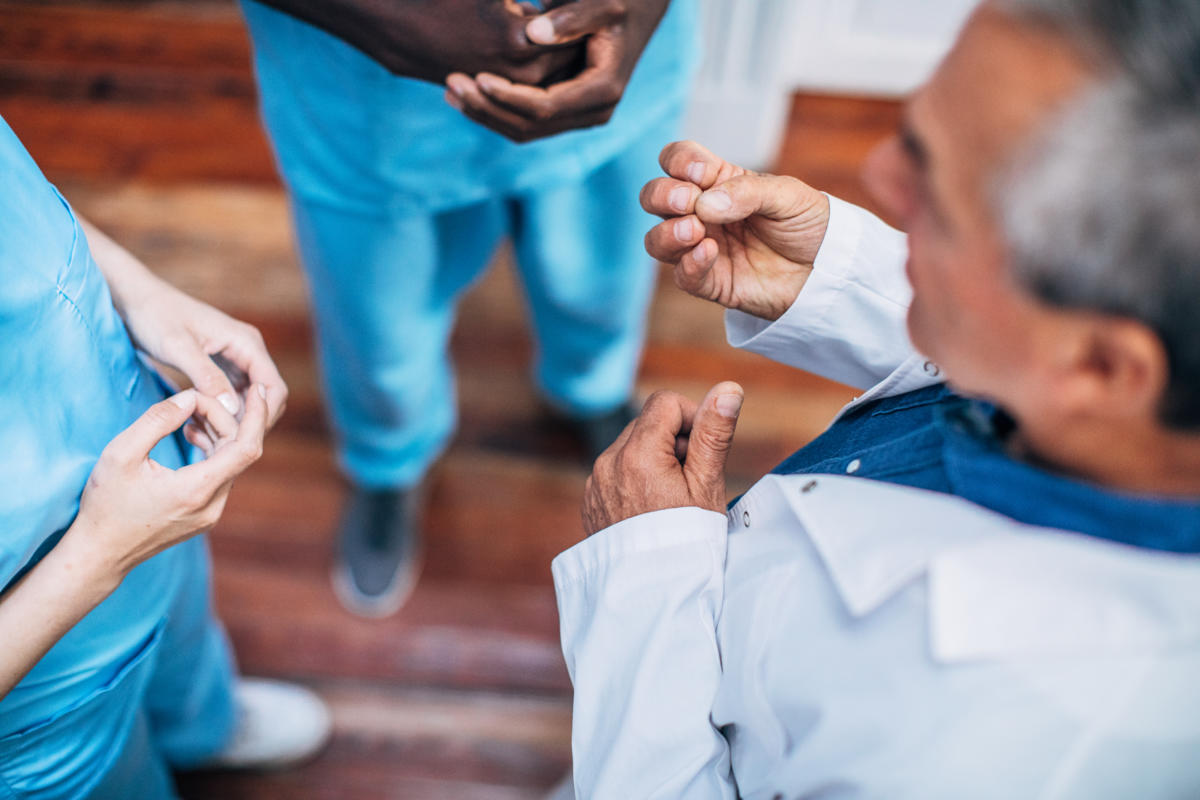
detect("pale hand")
[119,278,288,432]
[69,387,268,582]
[641,140,832,321]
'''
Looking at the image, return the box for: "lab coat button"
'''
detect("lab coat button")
[742,510,751,527]
[923,360,941,377]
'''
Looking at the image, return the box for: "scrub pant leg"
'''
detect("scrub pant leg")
[512,115,678,417]
[86,538,233,799]
[291,196,509,489]
[142,536,238,769]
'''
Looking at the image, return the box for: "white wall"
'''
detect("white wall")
[683,0,980,169]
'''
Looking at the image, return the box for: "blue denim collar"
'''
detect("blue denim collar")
[938,399,1200,553]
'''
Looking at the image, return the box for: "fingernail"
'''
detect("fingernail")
[476,74,500,93]
[687,162,705,184]
[218,392,240,415]
[256,384,267,400]
[715,393,743,418]
[674,218,694,241]
[699,190,732,212]
[169,389,193,409]
[445,91,463,111]
[668,186,691,213]
[527,16,555,44]
[693,240,713,262]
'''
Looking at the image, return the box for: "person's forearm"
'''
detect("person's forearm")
[0,524,122,701]
[80,217,167,321]
[248,0,424,78]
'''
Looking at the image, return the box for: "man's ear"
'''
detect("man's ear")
[1046,313,1170,424]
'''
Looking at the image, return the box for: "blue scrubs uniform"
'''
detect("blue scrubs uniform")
[240,0,699,488]
[0,119,235,799]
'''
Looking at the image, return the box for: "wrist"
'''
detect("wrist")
[57,519,129,600]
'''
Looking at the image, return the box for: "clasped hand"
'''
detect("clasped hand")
[583,382,744,535]
[444,0,672,142]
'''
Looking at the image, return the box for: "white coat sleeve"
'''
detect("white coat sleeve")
[553,507,735,799]
[725,195,914,390]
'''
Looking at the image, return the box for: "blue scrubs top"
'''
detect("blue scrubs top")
[0,118,191,770]
[240,0,700,215]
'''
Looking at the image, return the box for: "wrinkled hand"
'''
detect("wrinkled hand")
[120,280,287,431]
[445,0,672,142]
[258,0,582,86]
[72,387,268,579]
[583,381,744,535]
[641,140,832,321]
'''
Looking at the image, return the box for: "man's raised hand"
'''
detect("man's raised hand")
[641,140,832,321]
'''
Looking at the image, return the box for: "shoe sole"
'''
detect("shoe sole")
[330,560,420,619]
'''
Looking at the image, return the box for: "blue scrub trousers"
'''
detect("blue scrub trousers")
[293,118,674,488]
[241,0,695,490]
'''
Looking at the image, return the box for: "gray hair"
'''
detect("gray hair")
[994,0,1200,428]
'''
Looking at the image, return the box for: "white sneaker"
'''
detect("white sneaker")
[205,678,332,770]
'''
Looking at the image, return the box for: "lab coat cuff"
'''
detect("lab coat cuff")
[552,507,728,590]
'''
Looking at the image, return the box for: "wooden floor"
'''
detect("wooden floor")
[0,3,902,798]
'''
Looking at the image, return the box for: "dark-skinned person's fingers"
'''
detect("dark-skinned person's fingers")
[658,140,737,190]
[681,381,744,504]
[445,73,600,142]
[644,215,706,263]
[640,177,701,218]
[525,0,627,45]
[446,73,531,132]
[474,64,622,124]
[695,173,824,226]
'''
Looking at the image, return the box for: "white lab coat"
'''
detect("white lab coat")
[552,197,1200,799]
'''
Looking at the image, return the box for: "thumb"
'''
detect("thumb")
[106,389,197,464]
[173,348,241,417]
[695,173,814,226]
[526,1,623,45]
[682,381,744,491]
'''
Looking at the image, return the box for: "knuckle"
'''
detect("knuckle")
[241,323,265,345]
[596,83,622,108]
[145,404,178,428]
[642,389,673,412]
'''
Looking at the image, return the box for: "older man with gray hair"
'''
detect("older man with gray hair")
[550,0,1200,796]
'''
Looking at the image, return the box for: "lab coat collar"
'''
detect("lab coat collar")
[769,474,1200,663]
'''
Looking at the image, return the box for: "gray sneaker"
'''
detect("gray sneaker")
[331,486,422,618]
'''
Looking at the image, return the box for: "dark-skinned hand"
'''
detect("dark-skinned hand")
[253,0,583,86]
[444,0,673,142]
